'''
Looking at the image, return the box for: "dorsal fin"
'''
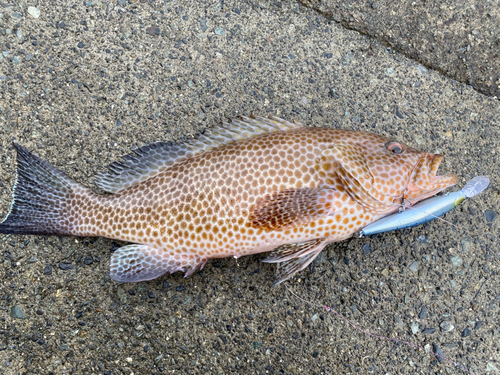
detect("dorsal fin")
[94,142,194,193]
[94,115,304,193]
[188,115,303,151]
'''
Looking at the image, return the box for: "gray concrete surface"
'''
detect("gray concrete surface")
[0,0,499,374]
[298,0,500,98]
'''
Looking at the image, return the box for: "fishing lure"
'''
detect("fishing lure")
[359,176,490,237]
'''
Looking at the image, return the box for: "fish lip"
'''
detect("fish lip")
[409,153,457,193]
[429,154,458,186]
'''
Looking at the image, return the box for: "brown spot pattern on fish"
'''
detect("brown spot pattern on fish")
[0,116,458,285]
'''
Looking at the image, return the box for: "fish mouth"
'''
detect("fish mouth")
[409,153,458,196]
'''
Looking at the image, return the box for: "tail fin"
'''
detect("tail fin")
[0,144,80,235]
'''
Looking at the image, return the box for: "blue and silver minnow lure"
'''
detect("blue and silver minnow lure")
[359,176,490,237]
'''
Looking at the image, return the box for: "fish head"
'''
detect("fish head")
[326,132,458,212]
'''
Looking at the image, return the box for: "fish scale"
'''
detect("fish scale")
[0,116,458,285]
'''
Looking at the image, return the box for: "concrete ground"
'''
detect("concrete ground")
[0,0,499,374]
[298,0,500,98]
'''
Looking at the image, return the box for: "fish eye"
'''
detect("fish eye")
[385,141,404,155]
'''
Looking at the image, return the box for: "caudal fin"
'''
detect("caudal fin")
[0,144,81,235]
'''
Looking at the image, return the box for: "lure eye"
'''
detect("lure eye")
[385,142,404,155]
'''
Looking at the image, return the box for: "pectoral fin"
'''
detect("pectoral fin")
[249,188,335,231]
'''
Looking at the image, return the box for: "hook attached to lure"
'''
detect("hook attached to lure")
[359,176,490,237]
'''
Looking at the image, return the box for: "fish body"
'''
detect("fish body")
[0,116,457,285]
[359,176,490,236]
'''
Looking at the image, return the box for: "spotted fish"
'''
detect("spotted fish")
[0,116,457,285]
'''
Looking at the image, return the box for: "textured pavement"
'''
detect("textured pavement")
[0,0,499,374]
[299,0,500,98]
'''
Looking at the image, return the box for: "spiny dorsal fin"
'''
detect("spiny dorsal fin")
[94,115,303,193]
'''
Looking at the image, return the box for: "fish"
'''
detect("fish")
[359,176,490,236]
[0,115,458,285]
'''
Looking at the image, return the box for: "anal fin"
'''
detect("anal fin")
[110,244,170,283]
[271,239,328,286]
[110,244,208,282]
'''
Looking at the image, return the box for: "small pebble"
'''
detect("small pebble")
[419,306,428,319]
[484,210,497,223]
[440,321,454,332]
[416,235,429,244]
[486,363,499,372]
[410,322,419,334]
[462,327,471,337]
[328,87,339,99]
[59,263,74,270]
[215,27,225,36]
[44,265,52,275]
[176,285,185,292]
[395,106,404,119]
[432,343,444,363]
[77,42,84,48]
[27,6,41,18]
[11,12,23,19]
[474,321,484,330]
[146,26,160,36]
[361,243,372,255]
[11,305,26,319]
[200,18,208,31]
[409,261,418,272]
[451,256,463,267]
[422,327,436,334]
[461,237,473,252]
